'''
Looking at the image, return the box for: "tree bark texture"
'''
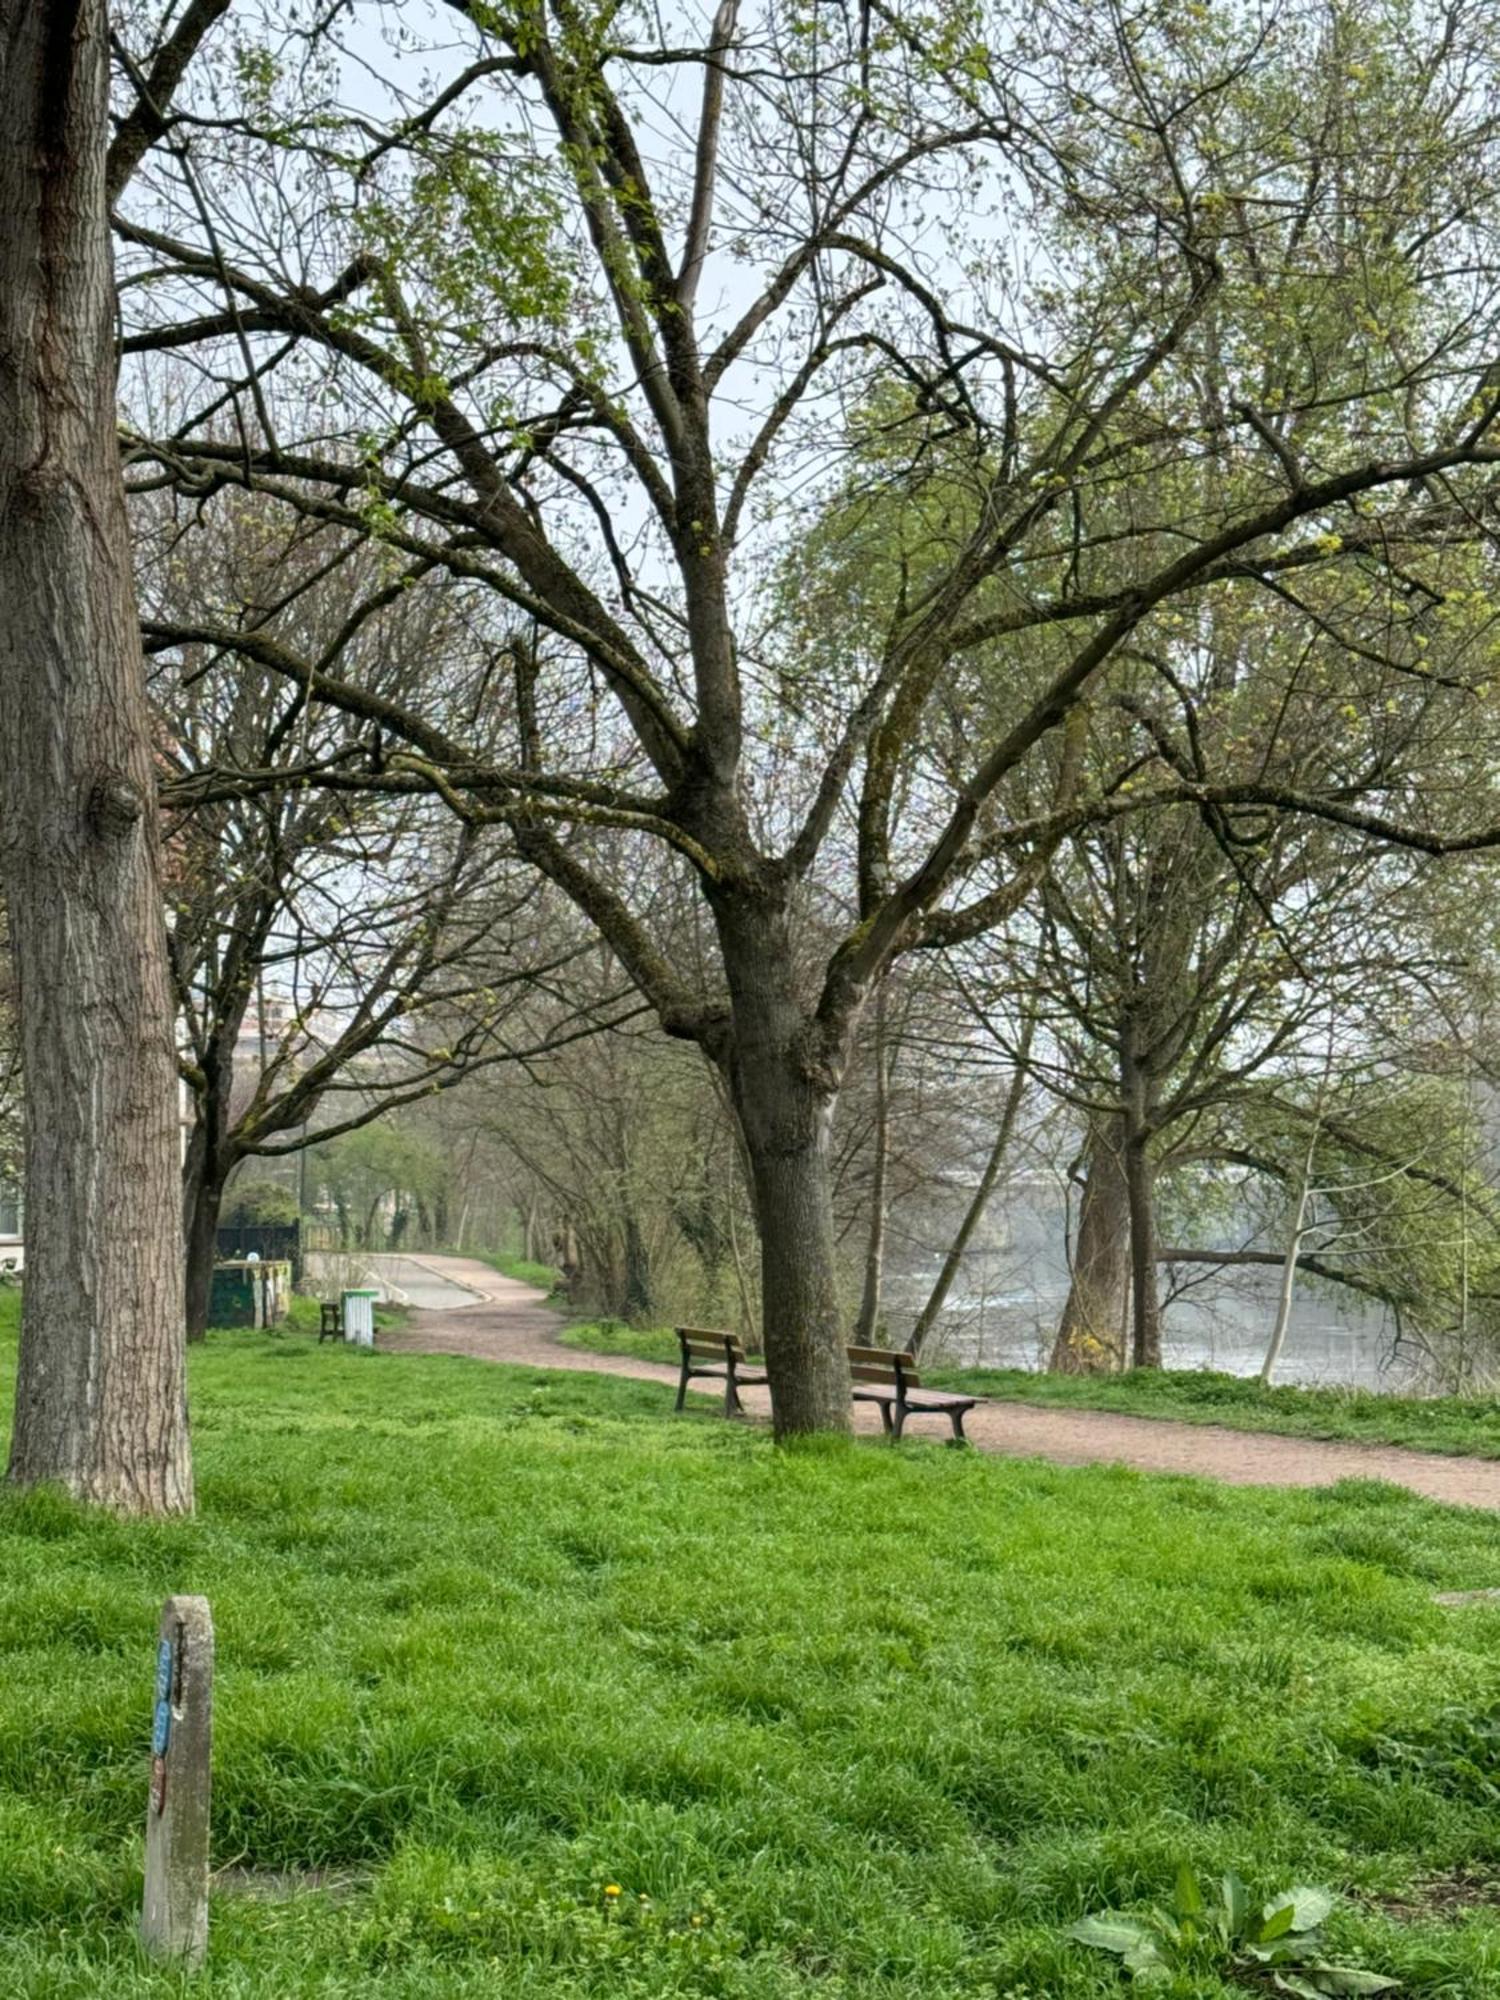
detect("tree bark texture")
[622,1211,654,1323]
[853,979,891,1347]
[1121,1025,1163,1370]
[717,892,851,1436]
[181,1137,225,1349]
[1051,1117,1130,1373]
[1125,1133,1163,1369]
[0,0,192,1510]
[181,1008,239,1342]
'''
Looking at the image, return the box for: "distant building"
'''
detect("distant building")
[0,1184,21,1270]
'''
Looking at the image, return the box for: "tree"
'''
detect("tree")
[773,1,1500,1375]
[145,500,632,1337]
[467,1005,749,1325]
[0,0,226,1510]
[305,1122,452,1254]
[121,0,1500,1431]
[220,1179,298,1229]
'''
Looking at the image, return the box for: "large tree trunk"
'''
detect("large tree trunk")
[1125,1133,1162,1369]
[1121,1035,1162,1370]
[181,1134,227,1346]
[622,1210,653,1323]
[1051,1116,1130,1373]
[853,979,891,1347]
[0,0,192,1511]
[717,892,851,1437]
[742,1099,847,1435]
[181,1034,237,1343]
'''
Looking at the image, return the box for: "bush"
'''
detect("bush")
[222,1179,300,1228]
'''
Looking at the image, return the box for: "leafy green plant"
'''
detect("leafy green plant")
[222,1178,300,1227]
[1070,1867,1398,1994]
[1369,1705,1500,1805]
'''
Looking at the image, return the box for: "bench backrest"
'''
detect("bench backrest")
[677,1326,748,1363]
[846,1344,921,1390]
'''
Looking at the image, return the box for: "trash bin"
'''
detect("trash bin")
[340,1288,380,1348]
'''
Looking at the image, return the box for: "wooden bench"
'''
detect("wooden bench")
[675,1327,769,1416]
[318,1301,342,1343]
[847,1345,977,1443]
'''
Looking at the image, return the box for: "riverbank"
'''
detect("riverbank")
[927,1363,1500,1461]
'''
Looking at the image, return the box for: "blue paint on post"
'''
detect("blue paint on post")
[152,1697,172,1757]
[155,1638,173,1705]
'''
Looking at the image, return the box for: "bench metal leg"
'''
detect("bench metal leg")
[892,1402,908,1441]
[724,1368,743,1417]
[675,1361,690,1412]
[947,1409,968,1445]
[876,1399,894,1437]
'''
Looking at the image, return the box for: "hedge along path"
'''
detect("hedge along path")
[377,1255,1500,1512]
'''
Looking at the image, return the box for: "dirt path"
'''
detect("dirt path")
[379,1255,1500,1511]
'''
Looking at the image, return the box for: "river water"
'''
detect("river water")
[904,1269,1415,1387]
[886,1189,1447,1387]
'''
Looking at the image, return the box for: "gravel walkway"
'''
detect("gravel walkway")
[379,1255,1500,1510]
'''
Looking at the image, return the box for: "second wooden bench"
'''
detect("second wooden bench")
[675,1326,769,1416]
[847,1344,976,1443]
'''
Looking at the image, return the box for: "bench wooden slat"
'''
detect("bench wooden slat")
[854,1380,973,1408]
[674,1327,765,1418]
[845,1342,977,1444]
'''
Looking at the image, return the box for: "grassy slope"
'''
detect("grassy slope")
[3,1295,1500,1994]
[558,1318,680,1366]
[924,1364,1500,1461]
[462,1250,564,1294]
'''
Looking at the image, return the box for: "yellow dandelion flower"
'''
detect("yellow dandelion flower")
[604,1884,622,1898]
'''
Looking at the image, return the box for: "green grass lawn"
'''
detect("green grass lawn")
[462,1250,564,1294]
[4,1296,1500,1994]
[924,1364,1500,1461]
[558,1318,681,1366]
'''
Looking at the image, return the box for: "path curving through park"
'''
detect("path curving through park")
[375,1254,1500,1511]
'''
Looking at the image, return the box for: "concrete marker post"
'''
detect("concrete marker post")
[141,1595,213,1967]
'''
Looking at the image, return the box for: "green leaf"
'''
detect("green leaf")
[1069,1914,1157,1957]
[1174,1863,1205,1918]
[1273,1977,1328,2000]
[1258,1901,1298,1943]
[1308,1973,1401,1995]
[1248,1939,1303,1966]
[1282,1886,1338,1932]
[1126,1954,1172,1987]
[1223,1872,1249,1937]
[1123,1942,1170,1981]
